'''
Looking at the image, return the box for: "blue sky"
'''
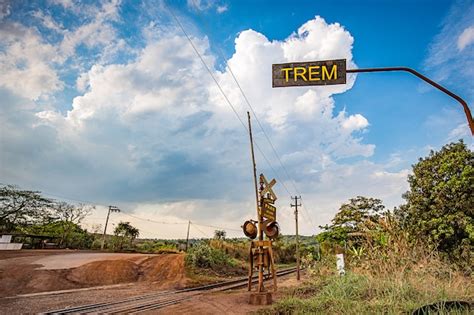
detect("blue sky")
[0,0,472,238]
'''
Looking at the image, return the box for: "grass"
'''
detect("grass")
[258,219,473,315]
[259,271,472,314]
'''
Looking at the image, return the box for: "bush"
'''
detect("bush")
[185,243,235,269]
[136,240,178,253]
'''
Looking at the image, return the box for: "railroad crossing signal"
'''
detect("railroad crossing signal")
[260,174,277,201]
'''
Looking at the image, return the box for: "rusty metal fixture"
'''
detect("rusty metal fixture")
[263,220,280,239]
[242,220,258,239]
[347,67,474,136]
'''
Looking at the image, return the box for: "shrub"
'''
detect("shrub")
[136,241,178,253]
[185,242,236,269]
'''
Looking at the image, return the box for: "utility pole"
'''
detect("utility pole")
[185,220,191,251]
[101,205,120,250]
[247,112,260,235]
[247,112,264,292]
[291,196,301,280]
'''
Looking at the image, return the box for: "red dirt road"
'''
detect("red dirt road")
[0,250,302,314]
[0,250,187,297]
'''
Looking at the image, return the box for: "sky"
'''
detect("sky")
[0,0,473,239]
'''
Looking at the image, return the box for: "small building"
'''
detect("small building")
[0,234,22,250]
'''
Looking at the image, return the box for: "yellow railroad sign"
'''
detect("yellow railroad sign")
[261,197,274,204]
[272,59,346,87]
[260,174,277,201]
[261,201,276,221]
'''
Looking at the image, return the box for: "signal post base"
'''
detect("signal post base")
[249,292,273,305]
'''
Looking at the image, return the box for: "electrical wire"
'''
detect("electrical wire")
[190,222,211,238]
[191,221,241,232]
[4,4,317,232]
[169,1,316,228]
[26,188,243,235]
[119,211,187,225]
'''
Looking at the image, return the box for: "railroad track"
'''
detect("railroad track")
[43,267,298,314]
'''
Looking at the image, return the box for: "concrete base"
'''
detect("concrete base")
[249,292,273,305]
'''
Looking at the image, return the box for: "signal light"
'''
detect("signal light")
[263,220,279,239]
[242,220,257,239]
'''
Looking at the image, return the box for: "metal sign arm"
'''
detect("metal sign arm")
[347,67,474,136]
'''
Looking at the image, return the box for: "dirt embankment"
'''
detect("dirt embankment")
[0,253,187,297]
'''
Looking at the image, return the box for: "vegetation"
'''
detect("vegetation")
[214,229,226,240]
[260,271,472,314]
[263,141,473,314]
[0,185,53,231]
[113,221,140,251]
[2,140,471,311]
[185,242,237,270]
[0,185,97,248]
[398,140,473,268]
[317,196,386,248]
[135,240,179,253]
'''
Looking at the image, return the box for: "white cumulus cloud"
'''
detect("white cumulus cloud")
[1,14,408,236]
[457,25,474,51]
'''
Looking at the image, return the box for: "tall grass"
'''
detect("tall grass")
[261,216,473,314]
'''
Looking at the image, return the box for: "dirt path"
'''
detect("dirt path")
[0,250,303,314]
[0,270,302,314]
[0,251,187,298]
[152,273,301,315]
[34,252,155,269]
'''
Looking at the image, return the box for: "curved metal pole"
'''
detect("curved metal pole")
[347,67,474,136]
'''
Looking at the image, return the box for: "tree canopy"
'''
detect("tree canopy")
[317,196,386,246]
[214,230,226,240]
[0,185,53,231]
[113,221,140,250]
[399,140,473,264]
[0,184,95,248]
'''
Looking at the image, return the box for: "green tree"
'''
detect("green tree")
[24,221,93,249]
[0,185,53,231]
[113,221,140,250]
[51,202,94,247]
[399,140,473,265]
[214,229,226,240]
[317,196,386,246]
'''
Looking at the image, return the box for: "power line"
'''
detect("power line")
[28,187,243,234]
[191,221,241,232]
[164,2,298,204]
[163,2,294,198]
[119,211,187,225]
[24,5,317,231]
[178,2,316,228]
[190,222,211,238]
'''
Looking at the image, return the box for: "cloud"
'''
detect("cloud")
[216,5,228,13]
[342,113,369,130]
[0,0,128,101]
[187,0,228,14]
[0,0,11,20]
[457,26,474,51]
[425,0,474,98]
[1,12,408,237]
[0,22,63,100]
[48,0,75,10]
[32,10,64,33]
[59,0,122,59]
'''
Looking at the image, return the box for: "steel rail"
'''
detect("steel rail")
[108,296,194,314]
[127,268,301,314]
[347,67,474,136]
[44,267,298,314]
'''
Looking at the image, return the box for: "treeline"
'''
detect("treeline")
[0,185,95,248]
[0,186,144,250]
[317,140,473,272]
